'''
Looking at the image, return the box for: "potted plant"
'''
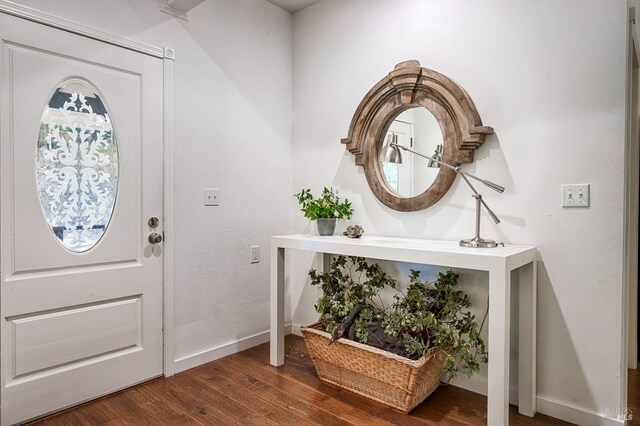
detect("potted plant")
[294,187,354,236]
[300,256,487,413]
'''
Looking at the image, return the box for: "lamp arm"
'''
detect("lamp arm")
[458,171,480,197]
[390,142,502,224]
[459,174,501,225]
[459,170,505,194]
[391,143,505,194]
[393,144,457,172]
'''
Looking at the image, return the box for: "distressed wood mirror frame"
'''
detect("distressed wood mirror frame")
[341,60,494,212]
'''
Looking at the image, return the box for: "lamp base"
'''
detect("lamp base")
[459,237,502,248]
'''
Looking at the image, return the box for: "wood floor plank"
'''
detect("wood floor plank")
[194,359,349,426]
[35,413,86,426]
[29,335,572,426]
[142,375,238,425]
[90,391,162,426]
[222,351,404,425]
[185,368,298,424]
[186,365,324,426]
[115,382,204,425]
[629,368,640,426]
[238,412,281,426]
[71,400,127,425]
[168,371,258,423]
[125,383,205,425]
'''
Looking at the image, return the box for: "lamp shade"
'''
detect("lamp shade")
[380,134,402,164]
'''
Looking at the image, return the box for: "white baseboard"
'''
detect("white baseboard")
[291,323,303,337]
[174,325,623,425]
[173,324,293,374]
[536,397,624,426]
[449,375,623,425]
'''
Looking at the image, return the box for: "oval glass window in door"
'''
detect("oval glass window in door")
[36,78,119,253]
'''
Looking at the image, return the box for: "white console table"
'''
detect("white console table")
[270,234,536,425]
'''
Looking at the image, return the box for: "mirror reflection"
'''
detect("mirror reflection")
[380,107,443,197]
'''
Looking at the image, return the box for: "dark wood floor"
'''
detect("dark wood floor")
[629,368,640,425]
[30,335,571,425]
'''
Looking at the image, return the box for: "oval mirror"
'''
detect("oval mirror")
[36,78,119,252]
[342,60,494,211]
[379,107,443,197]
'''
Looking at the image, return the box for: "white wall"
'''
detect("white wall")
[291,0,627,423]
[5,0,631,423]
[9,0,293,367]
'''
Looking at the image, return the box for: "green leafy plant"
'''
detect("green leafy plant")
[295,187,354,220]
[309,255,396,337]
[309,256,488,380]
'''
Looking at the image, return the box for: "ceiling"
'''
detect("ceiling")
[265,0,322,12]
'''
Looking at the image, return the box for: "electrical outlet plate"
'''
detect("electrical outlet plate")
[561,184,589,208]
[250,246,260,264]
[204,188,220,206]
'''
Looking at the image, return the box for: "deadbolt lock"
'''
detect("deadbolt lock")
[148,216,160,228]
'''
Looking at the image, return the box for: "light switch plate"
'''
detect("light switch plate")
[204,188,220,206]
[561,184,589,208]
[250,245,260,264]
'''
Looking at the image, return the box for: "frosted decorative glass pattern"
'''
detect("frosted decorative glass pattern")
[36,79,118,252]
[382,162,399,193]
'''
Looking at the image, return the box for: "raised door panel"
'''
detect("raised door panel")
[7,43,140,273]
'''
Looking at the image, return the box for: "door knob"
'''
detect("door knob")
[148,232,163,244]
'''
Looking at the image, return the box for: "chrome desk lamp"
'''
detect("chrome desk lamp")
[381,139,504,248]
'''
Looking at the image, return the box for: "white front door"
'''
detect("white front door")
[0,13,164,425]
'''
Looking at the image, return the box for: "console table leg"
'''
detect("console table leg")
[488,265,511,425]
[518,261,537,416]
[270,247,285,366]
[318,252,330,273]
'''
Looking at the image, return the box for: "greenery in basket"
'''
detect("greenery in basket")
[308,255,488,379]
[295,187,354,220]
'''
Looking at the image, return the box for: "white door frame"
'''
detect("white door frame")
[625,5,640,419]
[0,0,176,377]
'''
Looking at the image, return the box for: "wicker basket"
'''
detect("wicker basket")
[300,324,445,413]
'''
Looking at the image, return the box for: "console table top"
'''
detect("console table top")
[272,234,535,269]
